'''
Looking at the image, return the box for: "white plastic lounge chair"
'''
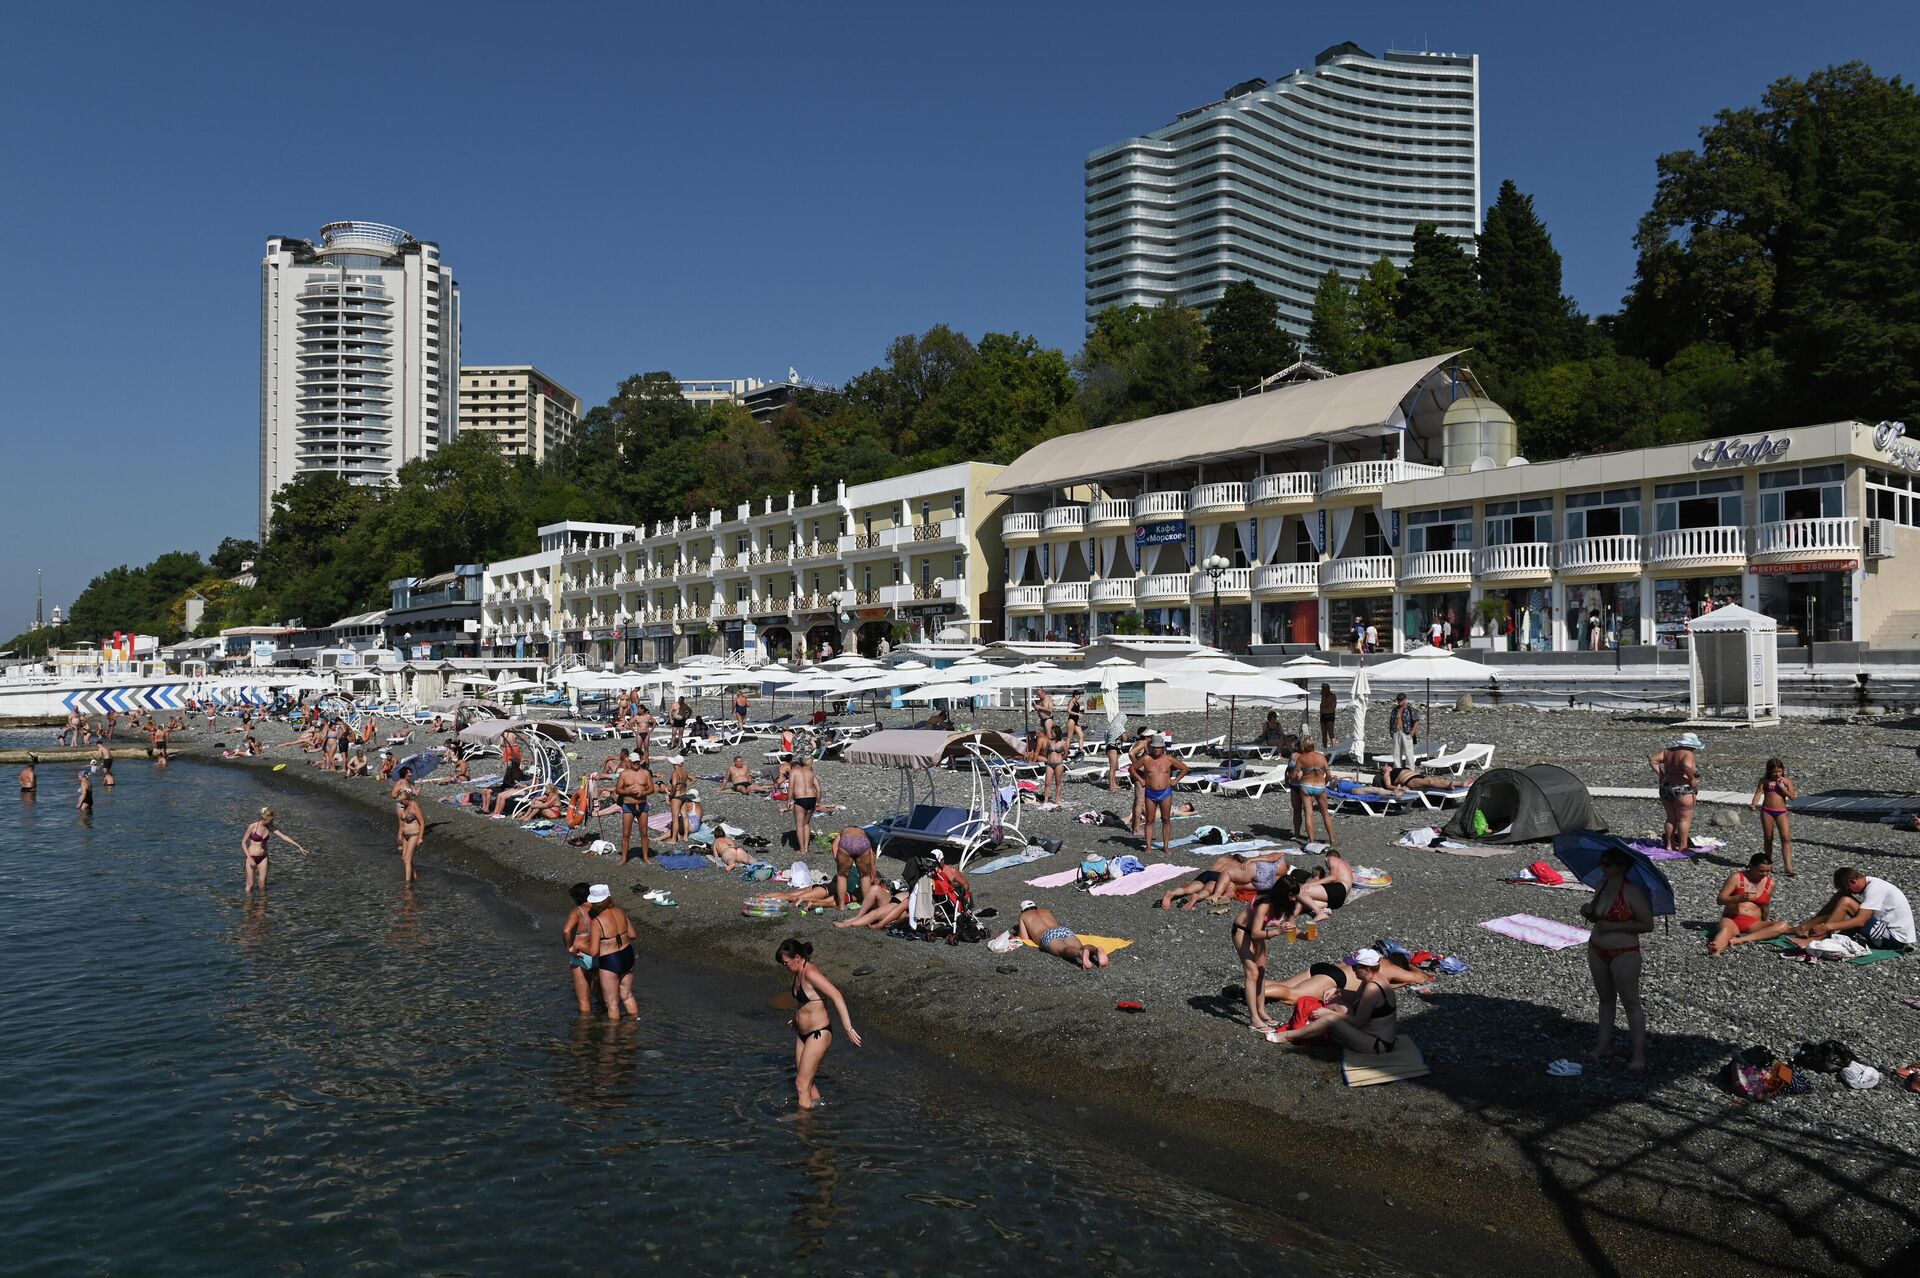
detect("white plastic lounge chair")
[1420,744,1494,776]
[1213,761,1293,799]
[1369,741,1447,766]
[1167,735,1225,759]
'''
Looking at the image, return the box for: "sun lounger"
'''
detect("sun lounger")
[1213,762,1292,799]
[1419,743,1494,776]
[1369,741,1447,766]
[1404,785,1470,810]
[1331,783,1412,817]
[1166,735,1224,758]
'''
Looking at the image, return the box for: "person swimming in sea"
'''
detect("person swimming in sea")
[18,755,36,796]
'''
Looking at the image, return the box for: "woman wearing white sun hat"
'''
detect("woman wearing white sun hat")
[1651,733,1705,852]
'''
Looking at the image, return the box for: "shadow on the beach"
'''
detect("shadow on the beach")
[1409,991,1920,1277]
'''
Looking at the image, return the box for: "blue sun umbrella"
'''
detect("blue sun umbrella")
[397,749,442,781]
[1552,830,1676,916]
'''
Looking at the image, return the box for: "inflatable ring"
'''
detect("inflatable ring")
[741,894,789,919]
[566,785,590,828]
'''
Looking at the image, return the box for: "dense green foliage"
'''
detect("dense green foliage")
[14,63,1914,655]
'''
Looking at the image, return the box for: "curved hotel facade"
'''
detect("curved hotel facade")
[259,222,461,536]
[1086,43,1480,331]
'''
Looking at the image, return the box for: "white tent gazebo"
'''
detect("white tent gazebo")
[1684,605,1778,725]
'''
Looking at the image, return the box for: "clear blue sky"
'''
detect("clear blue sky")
[2,0,1914,631]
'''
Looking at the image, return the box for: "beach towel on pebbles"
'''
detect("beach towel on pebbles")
[1479,914,1591,950]
[1088,863,1190,896]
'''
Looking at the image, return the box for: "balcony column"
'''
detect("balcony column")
[1638,569,1656,647]
[1548,581,1568,653]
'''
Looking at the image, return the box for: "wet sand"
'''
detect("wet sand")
[138,705,1920,1275]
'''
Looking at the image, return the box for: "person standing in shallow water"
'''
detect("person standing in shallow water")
[776,938,861,1110]
[241,807,309,893]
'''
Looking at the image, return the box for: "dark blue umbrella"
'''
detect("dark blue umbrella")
[398,749,442,780]
[1552,830,1675,916]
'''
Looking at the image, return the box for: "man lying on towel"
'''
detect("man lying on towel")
[1726,866,1915,952]
[1018,901,1110,970]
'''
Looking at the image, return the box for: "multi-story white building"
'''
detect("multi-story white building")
[259,221,461,536]
[989,353,1909,656]
[458,365,581,462]
[678,378,767,411]
[1086,42,1480,332]
[480,463,1008,666]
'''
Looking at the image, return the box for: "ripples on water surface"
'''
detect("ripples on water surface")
[0,755,1363,1275]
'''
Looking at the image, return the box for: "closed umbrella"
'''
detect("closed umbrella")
[1552,831,1676,917]
[1348,664,1370,763]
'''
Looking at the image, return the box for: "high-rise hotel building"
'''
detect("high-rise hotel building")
[1085,42,1480,334]
[458,365,581,463]
[259,221,461,536]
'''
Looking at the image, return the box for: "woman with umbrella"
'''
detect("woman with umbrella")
[1576,843,1656,1072]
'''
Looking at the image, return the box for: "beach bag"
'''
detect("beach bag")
[1726,1052,1774,1100]
[1193,824,1229,845]
[1080,857,1109,878]
[1792,1040,1855,1073]
[743,862,775,882]
[1525,860,1565,886]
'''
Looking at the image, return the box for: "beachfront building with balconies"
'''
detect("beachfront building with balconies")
[480,522,635,663]
[479,463,1006,666]
[987,353,1910,656]
[259,221,461,537]
[1086,42,1480,333]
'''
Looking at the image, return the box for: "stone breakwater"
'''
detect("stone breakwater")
[149,705,1920,1276]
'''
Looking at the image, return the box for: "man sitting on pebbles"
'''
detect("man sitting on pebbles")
[1017,901,1109,969]
[1730,866,1916,953]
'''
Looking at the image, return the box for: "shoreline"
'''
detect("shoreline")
[61,709,1920,1275]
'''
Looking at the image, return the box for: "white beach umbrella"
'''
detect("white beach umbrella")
[1166,669,1306,747]
[1348,665,1371,762]
[1366,645,1491,741]
[819,654,881,669]
[900,680,989,704]
[489,677,541,696]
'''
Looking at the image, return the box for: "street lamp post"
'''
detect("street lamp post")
[1202,554,1230,652]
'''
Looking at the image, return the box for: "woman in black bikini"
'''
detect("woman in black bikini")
[1233,878,1302,1032]
[1266,948,1401,1052]
[1042,721,1068,805]
[241,807,309,893]
[1579,847,1652,1072]
[574,885,639,1022]
[1065,693,1085,750]
[775,938,861,1110]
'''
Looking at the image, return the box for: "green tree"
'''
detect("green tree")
[1306,269,1359,373]
[209,536,259,577]
[1393,224,1487,360]
[1353,256,1400,369]
[1622,63,1920,423]
[1073,301,1210,426]
[1476,180,1581,381]
[1203,279,1300,399]
[915,331,1078,463]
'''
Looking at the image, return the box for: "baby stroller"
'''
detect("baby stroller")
[904,854,987,943]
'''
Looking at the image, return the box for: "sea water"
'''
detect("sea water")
[0,754,1372,1275]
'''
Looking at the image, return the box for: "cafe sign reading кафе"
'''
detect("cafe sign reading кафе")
[1695,434,1791,468]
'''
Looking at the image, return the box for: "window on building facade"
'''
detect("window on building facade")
[1655,476,1742,531]
[1565,488,1642,539]
[1405,506,1472,552]
[1484,497,1552,545]
[1758,464,1843,523]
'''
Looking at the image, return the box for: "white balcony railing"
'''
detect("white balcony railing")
[1136,572,1191,602]
[1132,491,1189,521]
[1045,581,1091,608]
[1253,562,1319,593]
[1750,517,1858,558]
[1188,567,1252,597]
[1089,499,1134,525]
[1399,549,1474,583]
[1320,459,1444,494]
[1322,556,1397,590]
[1475,542,1553,578]
[1006,585,1046,609]
[1556,535,1643,572]
[1647,526,1746,565]
[1188,482,1248,513]
[1042,505,1089,534]
[1001,513,1042,538]
[1090,578,1137,605]
[1251,472,1318,504]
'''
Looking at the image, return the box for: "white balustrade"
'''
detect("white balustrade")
[1251,472,1318,504]
[1319,459,1444,494]
[1090,578,1137,605]
[1131,491,1189,521]
[1751,517,1858,557]
[1041,505,1089,533]
[1475,542,1552,577]
[1044,581,1091,607]
[1555,535,1643,572]
[1253,563,1319,592]
[1322,556,1397,589]
[1399,549,1474,583]
[1001,513,1042,537]
[1188,567,1252,596]
[1647,526,1745,564]
[1135,572,1191,601]
[1089,499,1134,525]
[1006,585,1046,609]
[1187,482,1248,512]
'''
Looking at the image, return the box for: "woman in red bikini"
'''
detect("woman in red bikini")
[1580,846,1653,1072]
[1706,854,1776,956]
[1750,757,1797,876]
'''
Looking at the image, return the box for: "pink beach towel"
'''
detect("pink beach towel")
[1478,914,1591,950]
[1088,863,1191,897]
[1026,868,1082,889]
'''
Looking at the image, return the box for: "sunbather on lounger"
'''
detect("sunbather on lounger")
[1372,764,1472,792]
[1018,902,1108,969]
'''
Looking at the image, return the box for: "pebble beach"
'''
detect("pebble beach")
[156,702,1920,1275]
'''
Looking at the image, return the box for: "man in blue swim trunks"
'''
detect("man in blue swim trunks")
[1131,736,1190,856]
[613,752,656,866]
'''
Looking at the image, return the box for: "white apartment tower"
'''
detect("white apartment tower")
[259,221,461,536]
[1086,43,1481,334]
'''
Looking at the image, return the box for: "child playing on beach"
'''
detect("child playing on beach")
[1750,758,1797,876]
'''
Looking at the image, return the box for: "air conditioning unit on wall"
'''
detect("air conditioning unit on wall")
[1866,519,1896,560]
